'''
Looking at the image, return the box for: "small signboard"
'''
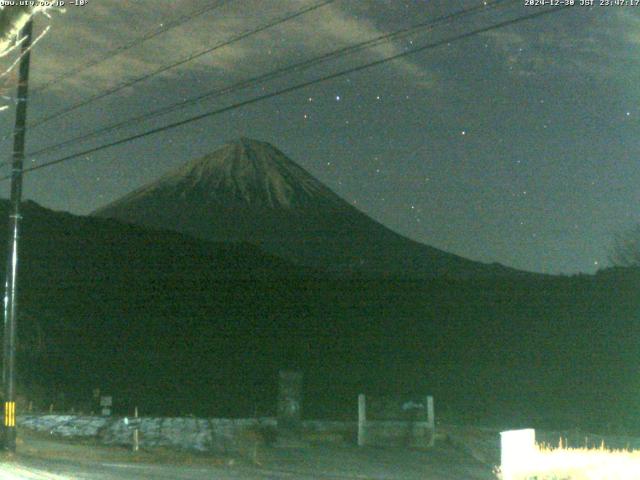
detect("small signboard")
[99,396,112,407]
[124,417,141,429]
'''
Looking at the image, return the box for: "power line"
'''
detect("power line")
[4,5,570,181]
[31,0,230,95]
[26,0,514,160]
[0,0,333,154]
[17,5,568,177]
[24,0,335,131]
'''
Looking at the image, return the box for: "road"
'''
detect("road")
[0,429,497,479]
[0,459,301,480]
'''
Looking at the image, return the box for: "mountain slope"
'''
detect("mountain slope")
[94,138,517,277]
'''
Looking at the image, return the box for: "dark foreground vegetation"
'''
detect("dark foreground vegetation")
[3,201,639,434]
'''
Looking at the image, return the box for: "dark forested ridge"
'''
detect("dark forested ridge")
[2,200,639,432]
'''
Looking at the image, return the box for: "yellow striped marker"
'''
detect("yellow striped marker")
[4,401,15,427]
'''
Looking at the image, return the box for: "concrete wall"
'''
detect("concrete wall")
[18,414,433,452]
[365,420,434,448]
[19,415,277,453]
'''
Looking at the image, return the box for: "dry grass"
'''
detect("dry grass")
[496,438,640,480]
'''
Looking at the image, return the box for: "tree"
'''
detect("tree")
[0,5,56,110]
[0,6,41,57]
[609,224,640,267]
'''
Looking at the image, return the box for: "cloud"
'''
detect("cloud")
[617,9,640,45]
[482,8,640,80]
[3,0,434,98]
[287,2,434,85]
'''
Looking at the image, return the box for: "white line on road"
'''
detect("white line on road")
[0,463,76,480]
[100,463,149,469]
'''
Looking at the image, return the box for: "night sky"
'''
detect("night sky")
[0,0,637,275]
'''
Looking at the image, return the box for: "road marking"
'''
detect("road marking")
[0,463,76,480]
[4,401,16,427]
[100,462,148,469]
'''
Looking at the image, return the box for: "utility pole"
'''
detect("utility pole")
[2,18,33,452]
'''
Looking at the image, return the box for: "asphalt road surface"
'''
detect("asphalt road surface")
[0,430,497,479]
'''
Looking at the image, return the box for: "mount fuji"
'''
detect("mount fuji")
[93,138,518,277]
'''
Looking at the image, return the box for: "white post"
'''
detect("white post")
[426,395,435,447]
[358,394,366,447]
[133,406,139,452]
[500,429,536,480]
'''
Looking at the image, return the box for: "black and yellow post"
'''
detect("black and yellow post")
[3,402,15,428]
[2,18,33,452]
